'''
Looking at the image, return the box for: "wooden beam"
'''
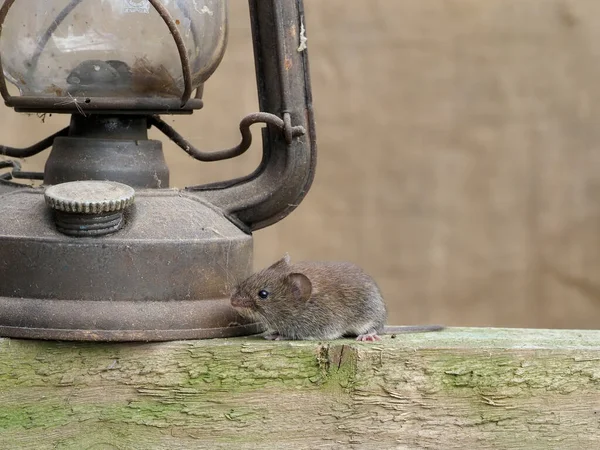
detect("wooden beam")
[1,328,599,448]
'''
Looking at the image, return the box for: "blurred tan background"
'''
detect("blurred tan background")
[2,0,600,329]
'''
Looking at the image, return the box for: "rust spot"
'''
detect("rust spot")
[284,57,293,71]
[44,84,65,97]
[176,19,180,25]
[290,24,297,38]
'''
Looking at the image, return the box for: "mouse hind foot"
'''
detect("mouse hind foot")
[356,331,381,342]
[350,321,384,342]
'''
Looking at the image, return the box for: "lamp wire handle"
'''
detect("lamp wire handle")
[0,126,70,158]
[149,112,305,163]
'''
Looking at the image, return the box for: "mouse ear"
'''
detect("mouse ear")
[268,253,291,270]
[288,273,312,301]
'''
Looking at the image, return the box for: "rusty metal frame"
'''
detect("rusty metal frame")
[150,112,305,161]
[0,126,69,158]
[0,0,200,112]
[187,0,317,231]
[0,159,42,180]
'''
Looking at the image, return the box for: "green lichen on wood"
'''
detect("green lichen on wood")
[318,343,360,394]
[1,328,600,449]
[342,330,600,449]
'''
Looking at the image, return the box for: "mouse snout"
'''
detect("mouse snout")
[230,294,254,309]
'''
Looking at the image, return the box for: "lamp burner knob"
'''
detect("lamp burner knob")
[44,180,135,237]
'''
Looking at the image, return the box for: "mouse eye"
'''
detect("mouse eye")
[258,290,269,299]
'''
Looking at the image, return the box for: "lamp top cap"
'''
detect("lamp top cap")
[44,180,135,214]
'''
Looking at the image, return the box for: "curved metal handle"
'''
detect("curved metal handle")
[150,111,305,162]
[186,0,317,232]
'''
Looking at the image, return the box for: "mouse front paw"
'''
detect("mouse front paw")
[264,332,286,341]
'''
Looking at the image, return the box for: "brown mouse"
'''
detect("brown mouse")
[230,254,443,341]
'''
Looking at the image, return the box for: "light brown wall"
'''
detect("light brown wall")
[2,0,600,329]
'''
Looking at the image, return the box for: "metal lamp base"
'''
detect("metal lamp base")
[0,297,264,341]
[0,320,263,342]
[0,186,262,341]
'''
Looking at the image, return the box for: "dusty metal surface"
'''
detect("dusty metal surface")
[0,322,263,341]
[0,188,260,340]
[0,178,19,194]
[44,116,169,188]
[7,95,204,115]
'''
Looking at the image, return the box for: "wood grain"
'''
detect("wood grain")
[1,328,599,449]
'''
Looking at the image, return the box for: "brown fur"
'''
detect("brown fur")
[230,254,388,340]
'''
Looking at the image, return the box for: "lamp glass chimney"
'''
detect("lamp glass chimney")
[0,0,227,98]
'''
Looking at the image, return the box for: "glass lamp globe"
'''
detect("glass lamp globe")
[0,0,227,99]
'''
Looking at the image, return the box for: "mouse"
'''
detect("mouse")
[230,254,444,341]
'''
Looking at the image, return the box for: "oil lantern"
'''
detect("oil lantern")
[0,0,316,341]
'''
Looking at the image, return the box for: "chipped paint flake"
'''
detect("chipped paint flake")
[297,19,307,52]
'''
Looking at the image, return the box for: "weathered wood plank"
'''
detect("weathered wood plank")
[1,328,599,449]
